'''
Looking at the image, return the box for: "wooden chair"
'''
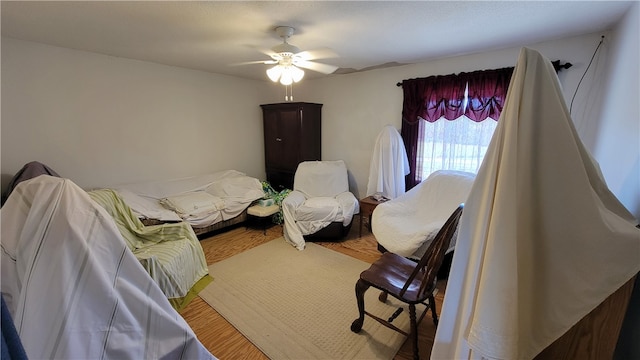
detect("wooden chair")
[350,204,464,360]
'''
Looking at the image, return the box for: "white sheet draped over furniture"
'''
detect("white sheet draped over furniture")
[372,170,475,259]
[431,47,640,360]
[1,176,215,360]
[115,170,264,228]
[366,124,410,200]
[282,160,359,250]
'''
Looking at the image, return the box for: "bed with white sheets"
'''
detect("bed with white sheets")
[114,170,265,236]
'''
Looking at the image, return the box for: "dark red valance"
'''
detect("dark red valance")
[400,67,514,189]
[401,67,513,124]
[401,73,467,123]
[462,67,513,122]
[400,78,429,125]
[424,75,467,121]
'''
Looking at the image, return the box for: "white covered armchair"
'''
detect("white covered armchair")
[282,160,359,250]
[372,170,476,260]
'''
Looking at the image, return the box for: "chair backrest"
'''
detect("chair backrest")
[293,160,349,198]
[400,204,464,299]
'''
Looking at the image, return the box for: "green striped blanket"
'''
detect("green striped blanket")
[89,189,211,310]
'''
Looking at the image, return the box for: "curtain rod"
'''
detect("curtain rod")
[395,60,572,87]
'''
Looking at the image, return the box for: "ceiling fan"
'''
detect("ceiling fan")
[238,26,339,85]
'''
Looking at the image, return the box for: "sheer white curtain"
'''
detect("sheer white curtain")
[417,115,498,180]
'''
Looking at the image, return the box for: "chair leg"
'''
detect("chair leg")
[350,279,370,333]
[378,291,388,302]
[409,304,419,360]
[429,294,438,326]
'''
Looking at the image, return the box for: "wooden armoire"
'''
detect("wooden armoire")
[260,102,322,190]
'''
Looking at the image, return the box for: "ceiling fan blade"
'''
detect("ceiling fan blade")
[295,60,339,75]
[258,47,282,60]
[245,44,282,60]
[230,60,278,66]
[295,48,338,61]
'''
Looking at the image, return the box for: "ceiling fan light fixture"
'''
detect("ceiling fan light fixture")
[279,69,293,85]
[267,65,305,85]
[266,65,282,82]
[290,65,305,82]
[247,25,337,87]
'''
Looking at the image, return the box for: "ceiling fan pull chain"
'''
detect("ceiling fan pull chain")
[284,84,294,102]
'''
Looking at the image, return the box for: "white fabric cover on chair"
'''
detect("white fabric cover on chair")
[282,160,359,250]
[372,170,475,259]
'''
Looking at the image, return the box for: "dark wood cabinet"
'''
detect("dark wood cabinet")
[261,102,322,190]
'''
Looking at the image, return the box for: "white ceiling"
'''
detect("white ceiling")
[1,1,634,81]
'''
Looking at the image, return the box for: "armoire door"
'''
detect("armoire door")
[263,107,301,172]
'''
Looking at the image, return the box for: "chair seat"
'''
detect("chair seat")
[360,252,434,304]
[295,203,344,221]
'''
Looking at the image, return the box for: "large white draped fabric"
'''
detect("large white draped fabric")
[1,176,215,360]
[431,48,640,360]
[366,125,410,199]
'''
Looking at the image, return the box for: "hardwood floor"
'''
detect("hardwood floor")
[180,217,447,360]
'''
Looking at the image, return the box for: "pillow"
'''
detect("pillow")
[116,189,182,222]
[205,176,264,198]
[160,191,224,218]
[303,197,340,208]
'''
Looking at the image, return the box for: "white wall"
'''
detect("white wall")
[593,2,640,219]
[1,37,273,190]
[605,4,640,359]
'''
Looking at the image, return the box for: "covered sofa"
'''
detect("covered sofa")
[114,170,265,236]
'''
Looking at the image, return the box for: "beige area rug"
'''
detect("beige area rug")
[199,238,421,359]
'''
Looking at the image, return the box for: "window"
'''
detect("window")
[400,67,513,188]
[418,114,498,180]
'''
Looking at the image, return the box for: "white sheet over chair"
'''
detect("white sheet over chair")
[372,170,475,258]
[366,125,410,199]
[282,161,359,250]
[431,47,640,360]
[1,176,215,360]
[293,161,350,198]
